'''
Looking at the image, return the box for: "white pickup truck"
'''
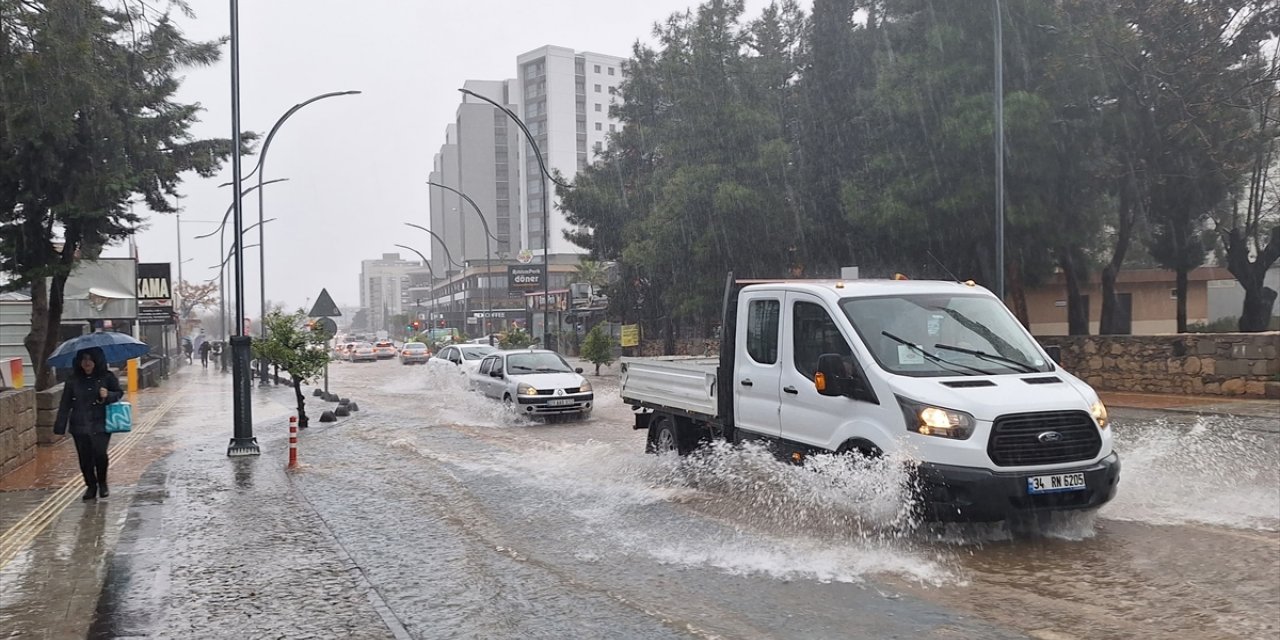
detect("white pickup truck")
[620,275,1120,522]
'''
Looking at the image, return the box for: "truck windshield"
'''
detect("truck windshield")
[840,294,1052,377]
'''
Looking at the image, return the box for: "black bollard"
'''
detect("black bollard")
[348,402,359,412]
[338,398,350,406]
[334,405,350,417]
[313,388,324,397]
[319,410,337,423]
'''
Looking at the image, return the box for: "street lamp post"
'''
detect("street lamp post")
[427,181,498,339]
[404,223,466,329]
[394,244,438,327]
[993,0,1005,301]
[227,0,256,456]
[458,88,572,349]
[253,90,361,384]
[199,178,290,366]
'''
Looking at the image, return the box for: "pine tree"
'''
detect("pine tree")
[580,324,615,376]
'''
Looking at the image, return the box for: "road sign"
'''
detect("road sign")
[308,288,342,318]
[315,317,337,336]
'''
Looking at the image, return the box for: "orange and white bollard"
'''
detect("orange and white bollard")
[287,416,299,469]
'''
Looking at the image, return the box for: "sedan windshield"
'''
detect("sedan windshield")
[506,352,573,374]
[461,346,496,360]
[840,294,1052,377]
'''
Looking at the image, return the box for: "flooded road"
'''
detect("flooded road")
[304,358,1280,639]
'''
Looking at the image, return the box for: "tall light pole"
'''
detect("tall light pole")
[199,179,289,351]
[226,0,256,456]
[459,87,571,349]
[394,244,438,327]
[993,0,1005,301]
[427,181,498,338]
[254,90,361,384]
[404,223,466,329]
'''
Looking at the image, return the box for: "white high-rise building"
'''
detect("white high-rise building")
[514,45,624,255]
[358,253,419,331]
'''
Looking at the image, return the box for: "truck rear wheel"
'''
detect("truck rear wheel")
[646,414,688,455]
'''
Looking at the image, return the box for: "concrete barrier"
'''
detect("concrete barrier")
[0,388,37,478]
[35,384,67,445]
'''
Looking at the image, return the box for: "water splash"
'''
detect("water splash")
[1103,415,1280,531]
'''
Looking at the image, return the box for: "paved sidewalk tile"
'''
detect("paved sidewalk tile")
[0,367,396,640]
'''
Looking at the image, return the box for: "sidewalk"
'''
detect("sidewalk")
[1100,390,1279,420]
[0,367,401,639]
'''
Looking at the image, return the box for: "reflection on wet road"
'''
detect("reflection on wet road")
[304,359,1278,639]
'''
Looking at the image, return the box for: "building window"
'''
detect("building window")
[594,84,601,93]
[608,66,615,76]
[593,141,603,153]
[594,103,601,112]
[595,122,602,131]
[609,124,616,132]
[594,64,601,73]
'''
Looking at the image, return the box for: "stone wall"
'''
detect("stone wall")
[637,339,720,357]
[35,383,66,445]
[1038,333,1280,398]
[0,388,37,478]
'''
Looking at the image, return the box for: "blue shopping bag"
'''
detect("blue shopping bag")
[105,401,133,433]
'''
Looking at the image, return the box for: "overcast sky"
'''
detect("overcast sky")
[106,0,770,313]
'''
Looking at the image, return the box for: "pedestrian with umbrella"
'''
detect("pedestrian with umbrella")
[49,332,148,500]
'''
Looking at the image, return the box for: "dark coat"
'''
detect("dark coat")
[53,347,124,436]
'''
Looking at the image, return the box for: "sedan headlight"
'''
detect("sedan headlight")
[578,380,592,392]
[1091,400,1109,430]
[517,383,539,396]
[897,396,975,440]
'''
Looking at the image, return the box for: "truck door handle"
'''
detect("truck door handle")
[783,386,798,394]
[740,379,753,387]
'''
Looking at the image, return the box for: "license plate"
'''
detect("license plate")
[1027,472,1086,494]
[547,398,573,406]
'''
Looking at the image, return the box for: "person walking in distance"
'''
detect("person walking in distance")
[53,347,124,500]
[199,340,211,368]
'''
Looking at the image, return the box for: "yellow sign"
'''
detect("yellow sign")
[620,324,640,348]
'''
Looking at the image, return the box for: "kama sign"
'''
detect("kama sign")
[507,265,543,291]
[136,262,174,326]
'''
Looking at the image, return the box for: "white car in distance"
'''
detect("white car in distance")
[428,344,498,374]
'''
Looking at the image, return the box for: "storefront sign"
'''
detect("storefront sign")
[508,265,543,290]
[136,262,174,326]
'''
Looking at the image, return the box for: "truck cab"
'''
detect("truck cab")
[622,277,1120,522]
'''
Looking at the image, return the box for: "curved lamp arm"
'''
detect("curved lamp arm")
[458,88,572,190]
[196,178,290,240]
[403,223,464,269]
[393,244,437,281]
[426,181,499,243]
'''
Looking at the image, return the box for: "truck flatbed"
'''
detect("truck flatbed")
[620,356,719,418]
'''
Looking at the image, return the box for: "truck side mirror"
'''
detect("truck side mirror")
[1043,345,1062,364]
[816,353,878,404]
[816,354,850,397]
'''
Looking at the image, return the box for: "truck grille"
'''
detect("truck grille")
[987,411,1101,467]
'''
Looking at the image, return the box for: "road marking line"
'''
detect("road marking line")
[0,390,183,571]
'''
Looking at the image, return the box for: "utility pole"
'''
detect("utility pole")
[226,0,258,457]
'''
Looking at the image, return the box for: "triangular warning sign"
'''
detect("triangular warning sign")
[308,288,342,317]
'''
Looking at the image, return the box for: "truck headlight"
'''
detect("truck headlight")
[578,380,592,392]
[1091,400,1109,429]
[897,396,975,440]
[518,383,539,396]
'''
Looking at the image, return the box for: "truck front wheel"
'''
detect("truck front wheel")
[646,414,687,455]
